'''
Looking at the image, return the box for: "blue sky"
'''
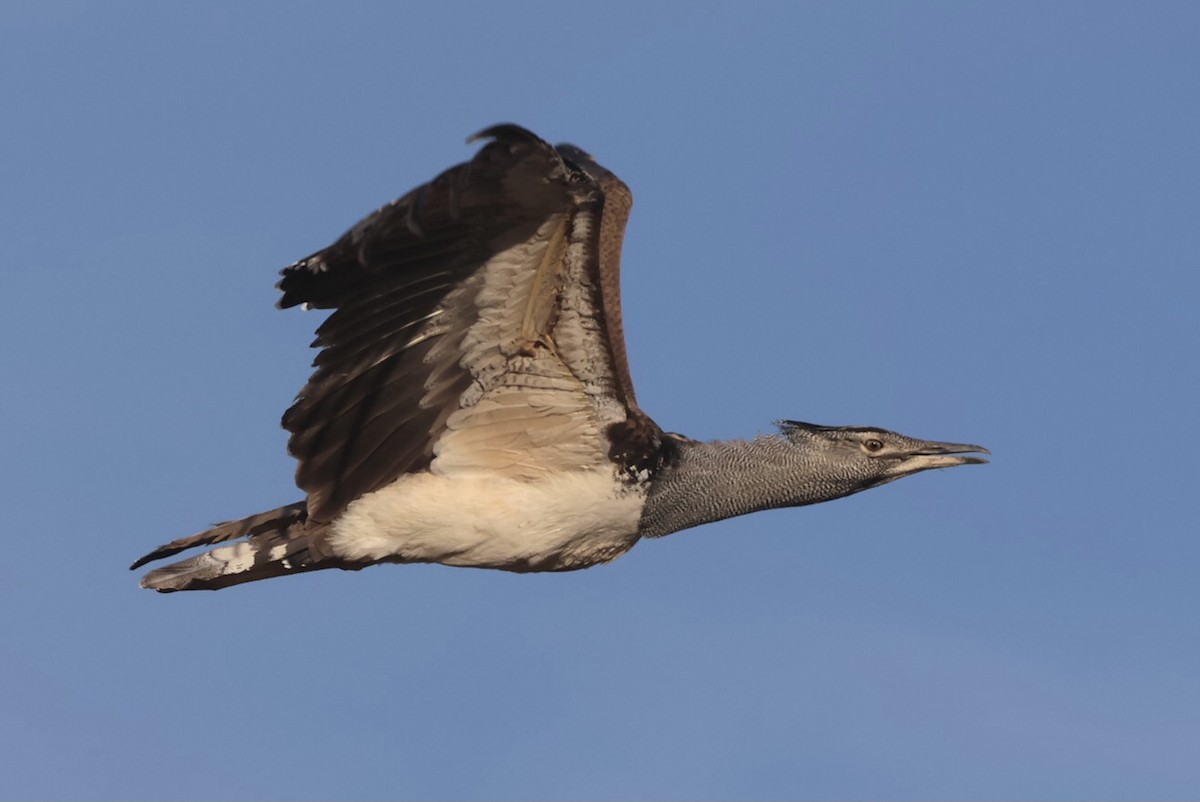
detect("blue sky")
[3,2,1198,799]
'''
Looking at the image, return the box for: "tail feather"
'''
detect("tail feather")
[131,503,358,592]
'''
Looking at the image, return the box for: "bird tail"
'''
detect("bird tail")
[130,502,355,592]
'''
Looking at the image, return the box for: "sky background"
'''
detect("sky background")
[3,2,1199,799]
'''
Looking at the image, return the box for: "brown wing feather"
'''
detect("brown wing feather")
[554,144,639,411]
[278,126,666,523]
[555,143,664,473]
[279,126,574,522]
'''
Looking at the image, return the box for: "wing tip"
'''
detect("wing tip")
[466,123,545,147]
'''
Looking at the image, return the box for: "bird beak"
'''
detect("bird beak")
[908,440,991,469]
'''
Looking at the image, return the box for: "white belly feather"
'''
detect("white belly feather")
[326,469,646,571]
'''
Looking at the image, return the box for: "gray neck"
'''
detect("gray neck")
[638,435,864,539]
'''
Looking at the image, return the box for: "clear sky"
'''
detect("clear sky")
[3,2,1198,799]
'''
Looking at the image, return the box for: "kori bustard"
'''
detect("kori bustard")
[132,124,987,592]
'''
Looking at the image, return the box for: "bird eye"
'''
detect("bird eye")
[864,438,884,453]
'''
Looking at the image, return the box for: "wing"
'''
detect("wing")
[278,124,662,523]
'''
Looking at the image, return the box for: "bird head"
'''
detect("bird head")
[776,419,989,493]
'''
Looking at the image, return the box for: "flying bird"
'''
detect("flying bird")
[132,124,987,592]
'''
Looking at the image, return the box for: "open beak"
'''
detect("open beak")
[908,440,990,470]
